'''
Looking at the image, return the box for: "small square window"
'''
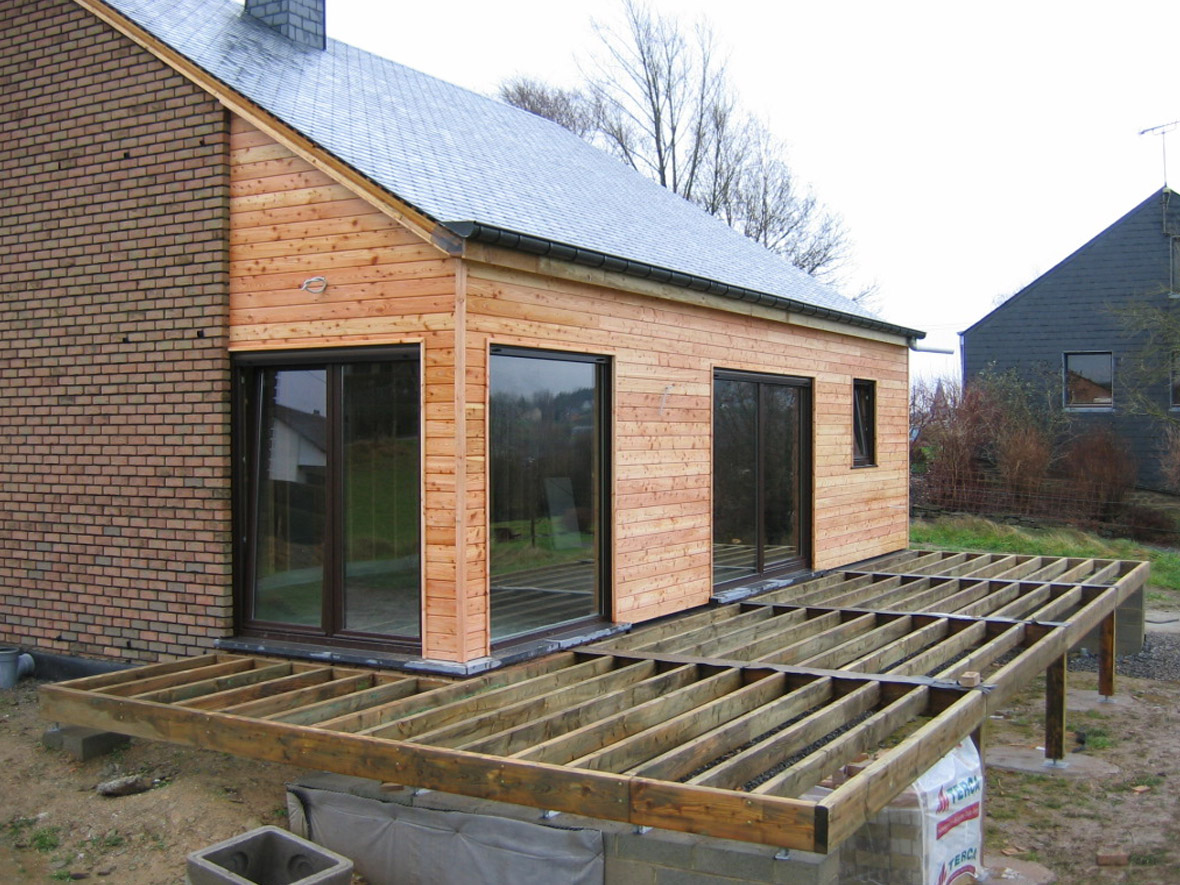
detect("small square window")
[1172,352,1180,408]
[853,379,876,467]
[1064,352,1113,408]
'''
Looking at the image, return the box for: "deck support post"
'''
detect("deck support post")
[1044,655,1067,763]
[1098,611,1116,698]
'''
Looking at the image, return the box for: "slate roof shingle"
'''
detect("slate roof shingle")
[101,0,921,338]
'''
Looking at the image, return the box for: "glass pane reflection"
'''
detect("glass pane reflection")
[252,368,327,626]
[490,352,602,641]
[713,378,758,581]
[342,361,421,638]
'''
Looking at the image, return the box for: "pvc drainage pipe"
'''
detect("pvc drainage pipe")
[0,646,35,689]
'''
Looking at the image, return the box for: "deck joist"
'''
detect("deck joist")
[41,551,1149,854]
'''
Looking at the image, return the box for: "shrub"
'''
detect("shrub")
[1158,422,1180,493]
[1060,426,1136,521]
[1113,503,1177,543]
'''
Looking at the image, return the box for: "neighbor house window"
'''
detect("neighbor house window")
[234,347,421,651]
[1064,352,1113,408]
[852,379,876,467]
[1172,352,1180,408]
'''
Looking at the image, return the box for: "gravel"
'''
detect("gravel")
[1069,632,1180,681]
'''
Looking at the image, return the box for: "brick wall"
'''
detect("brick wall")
[0,0,231,661]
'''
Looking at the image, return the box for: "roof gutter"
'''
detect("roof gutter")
[446,221,925,341]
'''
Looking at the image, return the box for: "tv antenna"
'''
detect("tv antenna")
[1140,120,1180,185]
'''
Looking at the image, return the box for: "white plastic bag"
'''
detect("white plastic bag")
[914,737,983,885]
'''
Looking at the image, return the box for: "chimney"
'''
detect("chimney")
[244,0,326,50]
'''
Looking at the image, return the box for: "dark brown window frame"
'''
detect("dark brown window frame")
[1063,351,1114,410]
[232,345,422,654]
[852,379,876,467]
[712,369,813,589]
[487,345,613,649]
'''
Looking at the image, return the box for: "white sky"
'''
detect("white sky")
[326,0,1180,380]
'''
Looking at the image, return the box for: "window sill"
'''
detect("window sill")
[218,620,632,677]
[1064,406,1114,413]
[852,461,878,469]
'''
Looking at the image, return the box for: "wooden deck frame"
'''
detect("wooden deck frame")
[40,555,1148,854]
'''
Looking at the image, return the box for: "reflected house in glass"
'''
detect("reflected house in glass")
[962,189,1180,489]
[0,0,923,671]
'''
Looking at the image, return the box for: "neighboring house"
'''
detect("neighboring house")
[0,0,923,672]
[962,188,1180,489]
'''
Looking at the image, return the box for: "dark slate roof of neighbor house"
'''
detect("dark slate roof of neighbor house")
[961,187,1177,337]
[99,0,922,338]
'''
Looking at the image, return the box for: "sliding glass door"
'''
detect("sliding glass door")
[713,370,810,587]
[488,347,609,643]
[236,348,421,650]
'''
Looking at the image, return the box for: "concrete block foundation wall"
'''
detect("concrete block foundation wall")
[0,0,232,661]
[287,774,936,885]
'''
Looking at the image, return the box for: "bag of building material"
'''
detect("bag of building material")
[914,737,983,885]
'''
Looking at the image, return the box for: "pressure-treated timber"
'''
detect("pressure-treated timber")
[1100,612,1116,698]
[41,553,1149,855]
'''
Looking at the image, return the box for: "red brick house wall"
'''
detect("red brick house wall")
[0,0,231,660]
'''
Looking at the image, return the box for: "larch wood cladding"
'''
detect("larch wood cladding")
[228,116,910,663]
[464,264,910,626]
[228,117,479,663]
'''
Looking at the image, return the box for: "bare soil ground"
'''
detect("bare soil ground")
[2,661,1180,883]
[0,679,312,883]
[983,667,1180,884]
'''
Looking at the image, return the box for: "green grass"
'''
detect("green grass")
[29,827,60,853]
[910,515,1180,593]
[1080,726,1113,750]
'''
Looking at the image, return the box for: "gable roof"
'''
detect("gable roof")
[960,187,1175,338]
[91,0,921,340]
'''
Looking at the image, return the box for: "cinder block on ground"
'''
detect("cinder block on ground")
[187,825,353,885]
[42,724,130,761]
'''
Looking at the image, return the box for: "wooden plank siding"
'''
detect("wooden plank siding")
[465,263,910,626]
[227,115,910,663]
[227,117,478,662]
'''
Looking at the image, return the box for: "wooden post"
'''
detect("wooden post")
[1098,611,1116,698]
[971,720,986,762]
[1045,655,1067,763]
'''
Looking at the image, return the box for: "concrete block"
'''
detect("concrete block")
[603,856,657,885]
[772,850,841,885]
[691,841,778,880]
[655,868,742,885]
[186,825,352,885]
[41,725,130,761]
[615,830,698,869]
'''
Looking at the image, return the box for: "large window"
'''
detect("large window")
[852,379,876,467]
[489,347,609,643]
[235,348,421,650]
[713,370,811,587]
[1064,352,1113,408]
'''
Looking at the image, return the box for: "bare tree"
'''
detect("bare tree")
[497,76,597,139]
[728,121,848,279]
[497,0,854,287]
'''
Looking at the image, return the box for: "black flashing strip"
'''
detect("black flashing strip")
[445,220,925,341]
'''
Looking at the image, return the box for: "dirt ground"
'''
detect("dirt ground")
[2,659,1180,883]
[981,666,1180,884]
[0,678,314,883]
